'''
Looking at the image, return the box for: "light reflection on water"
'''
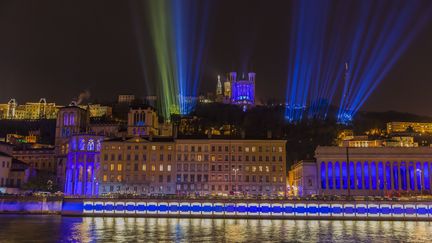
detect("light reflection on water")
[0,215,431,242]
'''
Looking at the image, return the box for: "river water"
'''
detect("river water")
[0,215,431,242]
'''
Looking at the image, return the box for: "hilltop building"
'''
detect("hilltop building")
[215,72,256,111]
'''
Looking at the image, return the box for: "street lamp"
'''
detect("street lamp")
[232,168,239,194]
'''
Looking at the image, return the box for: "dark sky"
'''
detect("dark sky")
[0,0,431,116]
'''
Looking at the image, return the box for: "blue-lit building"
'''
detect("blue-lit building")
[216,72,256,111]
[64,134,104,196]
[231,72,256,111]
[315,146,432,196]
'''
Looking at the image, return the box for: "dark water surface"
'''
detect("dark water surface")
[0,215,431,242]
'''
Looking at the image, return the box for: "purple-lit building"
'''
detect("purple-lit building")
[216,72,256,111]
[315,146,432,196]
[230,72,256,111]
[64,134,103,196]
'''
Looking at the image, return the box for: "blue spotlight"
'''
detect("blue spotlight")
[285,0,345,122]
[173,0,210,115]
[337,0,432,123]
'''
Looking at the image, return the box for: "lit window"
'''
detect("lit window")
[103,175,107,182]
[151,165,156,171]
[151,146,156,151]
[159,165,163,171]
[259,166,263,172]
[79,139,86,151]
[142,164,147,171]
[87,139,95,151]
[63,113,69,126]
[110,164,114,171]
[167,165,171,172]
[96,141,101,151]
[117,164,122,171]
[117,175,122,182]
[251,146,256,152]
[197,155,202,161]
[265,166,269,172]
[245,147,250,152]
[252,166,256,172]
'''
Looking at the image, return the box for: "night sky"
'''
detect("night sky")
[0,0,431,115]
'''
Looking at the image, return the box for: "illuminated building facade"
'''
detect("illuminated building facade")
[216,72,256,110]
[55,105,90,186]
[176,139,286,197]
[316,146,432,196]
[118,94,135,104]
[64,134,103,196]
[79,104,112,118]
[288,160,318,197]
[231,72,256,110]
[0,99,60,120]
[96,137,286,197]
[13,147,56,173]
[0,152,12,190]
[0,99,112,120]
[99,137,176,195]
[387,122,432,134]
[127,105,159,137]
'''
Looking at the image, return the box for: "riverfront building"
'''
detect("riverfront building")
[288,160,318,197]
[64,134,103,196]
[176,139,286,196]
[315,146,432,196]
[99,137,176,195]
[97,137,287,197]
[13,147,56,173]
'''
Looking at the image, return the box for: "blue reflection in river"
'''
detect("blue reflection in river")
[0,215,431,242]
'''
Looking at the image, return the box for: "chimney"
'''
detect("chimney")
[241,130,246,139]
[267,130,272,139]
[173,126,178,139]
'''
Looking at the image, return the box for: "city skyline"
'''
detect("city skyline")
[0,0,431,117]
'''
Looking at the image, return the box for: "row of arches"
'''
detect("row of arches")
[320,161,431,191]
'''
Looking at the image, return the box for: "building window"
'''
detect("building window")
[79,139,86,151]
[378,162,384,190]
[63,113,69,126]
[424,162,430,190]
[349,162,355,190]
[159,165,163,171]
[328,162,333,189]
[400,162,407,190]
[87,139,95,151]
[371,162,377,190]
[96,140,101,151]
[364,162,369,190]
[69,113,75,125]
[356,162,362,189]
[117,164,122,171]
[393,162,399,190]
[320,162,326,189]
[416,162,422,191]
[386,162,391,190]
[110,164,114,171]
[335,162,340,189]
